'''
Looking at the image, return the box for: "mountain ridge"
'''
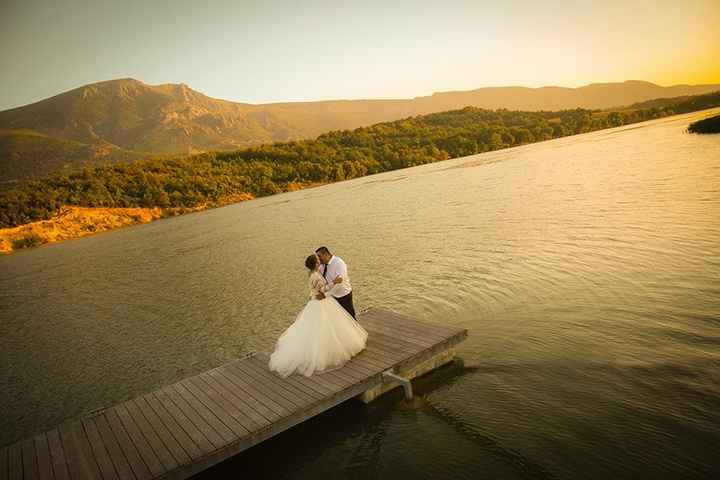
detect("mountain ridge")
[1,78,719,183]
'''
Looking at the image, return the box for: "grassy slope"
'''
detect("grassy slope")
[0,128,147,185]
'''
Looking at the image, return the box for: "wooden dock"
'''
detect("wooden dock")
[0,308,467,480]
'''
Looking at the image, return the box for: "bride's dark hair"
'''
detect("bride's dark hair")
[305,254,318,272]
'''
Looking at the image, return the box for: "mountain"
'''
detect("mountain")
[413,80,720,113]
[1,78,719,184]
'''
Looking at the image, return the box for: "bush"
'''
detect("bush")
[688,114,720,134]
[11,233,45,249]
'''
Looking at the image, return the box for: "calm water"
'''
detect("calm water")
[2,109,720,479]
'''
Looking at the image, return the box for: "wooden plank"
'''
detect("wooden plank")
[7,442,21,480]
[286,367,343,394]
[365,329,423,355]
[280,371,335,397]
[179,378,249,439]
[207,367,281,423]
[366,333,419,359]
[80,418,118,480]
[365,342,420,367]
[57,421,102,480]
[140,395,199,462]
[243,356,319,405]
[158,386,225,450]
[20,437,39,480]
[247,356,334,399]
[260,349,367,386]
[187,375,263,434]
[361,345,404,367]
[197,372,273,429]
[33,435,54,480]
[236,359,315,409]
[319,368,357,390]
[104,407,152,480]
[172,383,237,444]
[92,415,136,480]
[362,328,415,355]
[218,367,289,418]
[131,396,192,467]
[363,318,442,343]
[348,353,385,374]
[348,349,392,371]
[254,352,342,397]
[362,317,442,346]
[249,360,326,400]
[339,358,377,378]
[281,372,335,398]
[316,365,356,387]
[45,430,69,480]
[387,315,457,339]
[350,342,390,363]
[390,331,467,373]
[113,404,165,477]
[260,351,351,392]
[306,369,347,390]
[362,310,452,339]
[233,359,314,411]
[363,342,407,364]
[252,354,326,398]
[123,400,178,472]
[225,361,299,414]
[325,364,365,384]
[146,391,211,459]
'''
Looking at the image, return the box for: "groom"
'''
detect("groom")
[315,246,356,319]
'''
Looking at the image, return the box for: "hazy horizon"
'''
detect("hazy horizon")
[1,0,719,111]
[6,76,720,112]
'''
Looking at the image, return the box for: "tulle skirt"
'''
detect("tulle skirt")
[268,297,368,377]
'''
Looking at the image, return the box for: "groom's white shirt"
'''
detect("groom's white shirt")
[323,255,352,298]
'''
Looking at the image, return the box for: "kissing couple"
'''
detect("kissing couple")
[268,247,368,377]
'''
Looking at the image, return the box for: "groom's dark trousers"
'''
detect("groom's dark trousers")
[336,291,356,319]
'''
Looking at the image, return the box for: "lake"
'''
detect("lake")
[1,108,719,479]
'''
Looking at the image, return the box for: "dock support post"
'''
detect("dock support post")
[382,370,413,400]
[359,348,458,403]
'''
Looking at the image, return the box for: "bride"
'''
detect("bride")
[268,253,368,377]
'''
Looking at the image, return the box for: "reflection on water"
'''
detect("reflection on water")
[2,109,720,479]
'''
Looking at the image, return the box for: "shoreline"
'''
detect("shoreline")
[0,184,333,254]
[1,206,167,254]
[2,107,718,254]
[0,195,258,254]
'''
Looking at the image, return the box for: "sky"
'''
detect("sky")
[1,0,719,111]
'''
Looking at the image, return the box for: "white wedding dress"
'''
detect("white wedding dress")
[268,271,368,377]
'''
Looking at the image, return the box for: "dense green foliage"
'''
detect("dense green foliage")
[2,91,719,228]
[688,114,720,134]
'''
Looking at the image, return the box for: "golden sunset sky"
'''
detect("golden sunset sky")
[0,0,718,110]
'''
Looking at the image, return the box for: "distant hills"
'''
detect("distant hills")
[1,78,719,183]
